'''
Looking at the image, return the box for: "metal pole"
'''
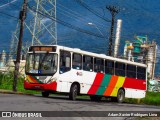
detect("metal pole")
[32,0,39,46]
[106,5,120,56]
[13,0,27,92]
[55,0,57,45]
[88,22,104,37]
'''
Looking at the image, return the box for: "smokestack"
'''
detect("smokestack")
[114,19,122,57]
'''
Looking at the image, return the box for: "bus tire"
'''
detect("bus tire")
[117,89,125,103]
[69,84,78,100]
[42,91,49,97]
[90,95,102,101]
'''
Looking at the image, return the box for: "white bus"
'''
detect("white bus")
[24,45,147,103]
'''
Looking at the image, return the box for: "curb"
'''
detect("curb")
[0,89,33,96]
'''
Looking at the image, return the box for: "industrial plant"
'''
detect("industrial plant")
[123,36,157,80]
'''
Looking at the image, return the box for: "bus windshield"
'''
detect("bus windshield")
[25,53,58,75]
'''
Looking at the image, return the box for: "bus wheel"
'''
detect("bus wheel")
[117,89,125,103]
[69,84,78,100]
[90,95,102,101]
[42,91,49,97]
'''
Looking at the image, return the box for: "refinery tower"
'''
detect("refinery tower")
[123,36,157,80]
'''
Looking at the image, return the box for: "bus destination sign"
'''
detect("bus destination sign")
[29,46,56,52]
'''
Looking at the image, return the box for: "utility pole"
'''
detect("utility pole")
[13,0,27,92]
[106,5,120,56]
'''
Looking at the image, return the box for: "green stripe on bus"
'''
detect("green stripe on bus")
[96,74,112,95]
[32,76,43,83]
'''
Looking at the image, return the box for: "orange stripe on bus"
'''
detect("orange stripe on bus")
[27,75,38,83]
[103,75,119,96]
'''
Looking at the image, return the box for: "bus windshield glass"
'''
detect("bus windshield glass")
[25,53,58,75]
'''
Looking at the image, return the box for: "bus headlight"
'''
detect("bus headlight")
[47,77,57,83]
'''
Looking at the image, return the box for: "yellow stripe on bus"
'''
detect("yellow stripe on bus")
[26,75,34,83]
[110,76,125,96]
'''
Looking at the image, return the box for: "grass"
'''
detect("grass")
[0,72,160,106]
[140,92,160,105]
[124,92,160,106]
[125,92,160,106]
[125,92,160,105]
[0,72,40,94]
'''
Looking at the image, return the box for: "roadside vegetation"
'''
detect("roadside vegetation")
[124,92,160,105]
[0,72,160,105]
[0,72,40,94]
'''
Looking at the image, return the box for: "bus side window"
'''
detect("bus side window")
[94,58,104,73]
[83,55,93,72]
[137,67,146,80]
[115,62,125,77]
[60,50,71,74]
[105,60,114,75]
[126,65,136,78]
[72,53,82,70]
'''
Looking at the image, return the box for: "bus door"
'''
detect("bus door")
[59,50,71,92]
[81,55,95,94]
[71,53,83,84]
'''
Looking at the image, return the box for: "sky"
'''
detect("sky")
[0,0,160,75]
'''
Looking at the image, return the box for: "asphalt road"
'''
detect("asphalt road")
[0,93,160,120]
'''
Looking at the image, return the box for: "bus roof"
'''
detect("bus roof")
[30,45,147,68]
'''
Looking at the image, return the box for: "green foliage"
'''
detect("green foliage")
[0,72,14,90]
[0,72,40,94]
[124,92,160,106]
[140,92,160,106]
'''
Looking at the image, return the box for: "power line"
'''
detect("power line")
[74,0,111,22]
[57,6,105,29]
[0,0,18,9]
[0,11,18,20]
[57,8,109,35]
[28,4,107,39]
[0,0,21,21]
[57,2,106,28]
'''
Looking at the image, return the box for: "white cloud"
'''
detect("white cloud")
[41,18,51,24]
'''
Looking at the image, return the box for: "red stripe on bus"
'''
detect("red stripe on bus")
[103,75,119,96]
[123,78,146,90]
[87,73,104,95]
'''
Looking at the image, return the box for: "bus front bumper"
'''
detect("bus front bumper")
[24,81,57,91]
